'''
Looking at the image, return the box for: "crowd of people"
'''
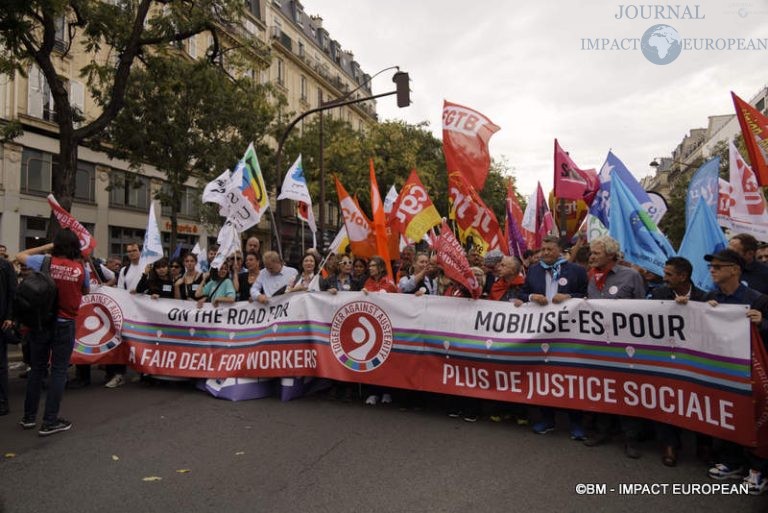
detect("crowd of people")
[1,231,767,495]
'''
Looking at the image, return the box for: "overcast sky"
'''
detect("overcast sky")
[302,0,768,197]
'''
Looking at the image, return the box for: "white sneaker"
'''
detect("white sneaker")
[744,469,768,495]
[365,395,378,405]
[105,374,125,389]
[381,393,392,404]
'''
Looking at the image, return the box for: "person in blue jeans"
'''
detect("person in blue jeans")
[15,229,90,436]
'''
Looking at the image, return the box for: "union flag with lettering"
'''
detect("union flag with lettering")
[389,170,441,243]
[448,171,505,254]
[732,91,768,186]
[335,176,375,258]
[442,100,500,192]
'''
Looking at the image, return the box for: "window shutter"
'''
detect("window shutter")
[27,65,44,118]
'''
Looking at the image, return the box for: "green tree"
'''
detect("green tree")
[0,0,252,217]
[103,55,280,253]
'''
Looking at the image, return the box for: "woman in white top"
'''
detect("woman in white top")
[287,253,318,293]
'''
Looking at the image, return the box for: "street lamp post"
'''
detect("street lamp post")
[272,69,410,257]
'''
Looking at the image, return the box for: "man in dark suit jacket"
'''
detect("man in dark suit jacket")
[518,235,588,305]
[515,235,588,440]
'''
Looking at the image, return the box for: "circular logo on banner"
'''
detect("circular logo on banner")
[329,301,393,372]
[75,293,124,355]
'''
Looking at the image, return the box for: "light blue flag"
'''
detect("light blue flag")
[609,172,676,277]
[678,197,727,291]
[685,157,720,229]
[590,151,656,228]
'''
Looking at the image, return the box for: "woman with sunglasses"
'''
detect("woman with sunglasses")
[169,258,183,282]
[321,254,361,293]
[174,253,204,301]
[236,252,261,301]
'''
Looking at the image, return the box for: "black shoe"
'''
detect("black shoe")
[624,442,641,459]
[39,418,72,437]
[19,417,36,430]
[66,378,91,389]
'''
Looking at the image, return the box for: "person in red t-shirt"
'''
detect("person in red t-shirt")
[362,256,397,293]
[15,229,89,436]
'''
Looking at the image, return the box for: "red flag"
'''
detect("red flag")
[732,92,768,186]
[389,170,441,242]
[433,219,482,299]
[335,177,376,258]
[442,100,500,191]
[750,326,768,457]
[553,139,598,204]
[448,171,505,254]
[369,160,393,278]
[47,194,97,257]
[521,182,556,249]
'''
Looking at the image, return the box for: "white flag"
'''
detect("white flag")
[383,185,398,215]
[725,140,768,239]
[327,225,348,255]
[278,155,317,236]
[202,169,231,216]
[211,222,240,270]
[139,202,164,269]
[222,163,260,233]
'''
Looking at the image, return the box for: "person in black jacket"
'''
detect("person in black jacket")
[649,256,709,467]
[0,256,17,415]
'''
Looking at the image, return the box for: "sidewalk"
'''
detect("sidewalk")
[8,345,22,362]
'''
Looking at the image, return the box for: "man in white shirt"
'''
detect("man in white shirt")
[250,251,297,304]
[116,243,142,292]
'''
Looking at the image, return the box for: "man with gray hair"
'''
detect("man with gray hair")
[250,251,297,304]
[583,235,645,458]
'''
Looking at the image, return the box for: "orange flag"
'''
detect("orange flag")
[369,159,393,278]
[732,92,768,186]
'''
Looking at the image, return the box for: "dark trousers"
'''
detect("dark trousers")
[24,320,75,424]
[0,331,8,409]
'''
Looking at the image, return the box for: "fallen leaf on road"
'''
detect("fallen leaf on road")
[4,453,16,459]
[142,476,163,482]
[112,455,119,461]
[235,451,245,456]
[176,469,191,473]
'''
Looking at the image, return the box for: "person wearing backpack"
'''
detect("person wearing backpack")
[0,254,17,416]
[15,228,90,436]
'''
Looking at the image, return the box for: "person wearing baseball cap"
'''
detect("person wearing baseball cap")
[704,248,768,494]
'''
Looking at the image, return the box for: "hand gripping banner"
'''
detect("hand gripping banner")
[73,287,765,447]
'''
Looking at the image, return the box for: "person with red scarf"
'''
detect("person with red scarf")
[362,256,397,293]
[488,256,524,301]
[583,236,645,459]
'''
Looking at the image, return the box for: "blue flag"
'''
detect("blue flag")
[590,151,655,228]
[609,172,675,277]
[685,157,720,229]
[678,197,727,291]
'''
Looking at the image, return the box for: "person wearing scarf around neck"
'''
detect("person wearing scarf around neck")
[513,235,589,440]
[516,235,588,306]
[583,235,646,460]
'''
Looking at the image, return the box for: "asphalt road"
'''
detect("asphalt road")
[0,368,765,513]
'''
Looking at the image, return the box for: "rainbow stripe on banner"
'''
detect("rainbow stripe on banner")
[73,288,762,448]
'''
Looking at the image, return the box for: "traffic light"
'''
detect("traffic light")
[393,71,410,108]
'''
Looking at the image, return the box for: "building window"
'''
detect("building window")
[298,41,305,58]
[21,148,52,195]
[758,97,766,115]
[21,216,50,250]
[73,162,96,202]
[109,171,150,210]
[54,16,68,53]
[187,35,197,59]
[110,226,147,258]
[161,185,200,219]
[276,57,284,86]
[300,75,307,101]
